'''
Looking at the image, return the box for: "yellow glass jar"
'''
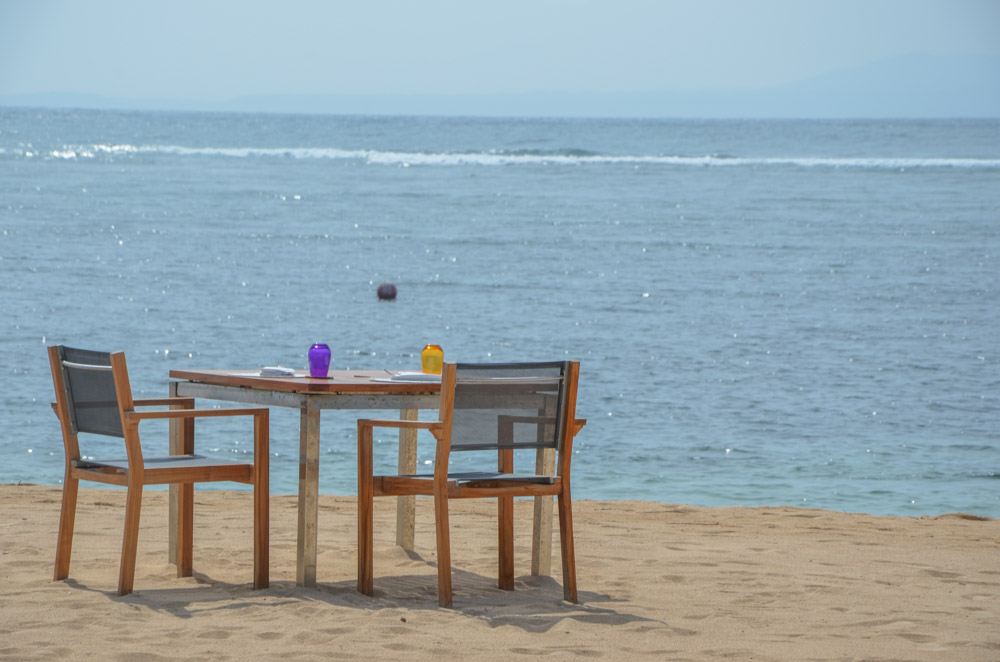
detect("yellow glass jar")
[420,344,444,374]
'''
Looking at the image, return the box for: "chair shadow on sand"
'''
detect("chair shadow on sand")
[63,549,666,633]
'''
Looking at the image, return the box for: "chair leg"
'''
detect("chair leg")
[253,481,270,588]
[176,483,194,578]
[498,495,514,590]
[557,491,578,603]
[358,423,375,596]
[117,480,143,596]
[253,409,269,589]
[498,448,514,590]
[434,491,453,607]
[53,474,79,581]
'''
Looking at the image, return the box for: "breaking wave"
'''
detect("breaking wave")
[18,143,1000,169]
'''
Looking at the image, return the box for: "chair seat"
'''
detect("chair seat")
[394,471,555,485]
[75,454,252,471]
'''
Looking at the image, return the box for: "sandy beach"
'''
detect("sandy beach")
[1,484,997,661]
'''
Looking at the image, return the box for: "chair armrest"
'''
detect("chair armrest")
[497,415,586,436]
[500,415,554,424]
[358,419,444,443]
[357,419,443,431]
[134,397,195,408]
[126,407,268,422]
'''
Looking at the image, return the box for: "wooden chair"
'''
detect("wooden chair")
[358,361,585,607]
[48,345,269,595]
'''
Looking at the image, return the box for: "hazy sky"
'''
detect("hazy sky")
[2,0,998,101]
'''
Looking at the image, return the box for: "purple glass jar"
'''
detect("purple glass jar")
[308,343,331,378]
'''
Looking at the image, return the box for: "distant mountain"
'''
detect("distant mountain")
[2,53,997,118]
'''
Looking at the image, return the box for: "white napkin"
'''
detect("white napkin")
[259,366,296,377]
[387,372,441,382]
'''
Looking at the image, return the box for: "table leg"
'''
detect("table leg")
[395,408,418,550]
[531,447,555,576]
[297,400,320,587]
[167,381,180,565]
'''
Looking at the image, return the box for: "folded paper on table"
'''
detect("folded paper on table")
[374,371,441,383]
[259,366,297,377]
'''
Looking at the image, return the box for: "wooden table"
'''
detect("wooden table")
[167,368,557,587]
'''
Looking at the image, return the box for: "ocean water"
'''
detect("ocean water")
[2,108,998,517]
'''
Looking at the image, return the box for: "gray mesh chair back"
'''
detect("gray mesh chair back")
[450,361,569,453]
[55,345,124,438]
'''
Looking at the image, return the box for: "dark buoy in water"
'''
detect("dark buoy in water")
[377,281,397,301]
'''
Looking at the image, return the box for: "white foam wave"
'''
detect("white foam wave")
[43,143,142,160]
[17,143,1000,169]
